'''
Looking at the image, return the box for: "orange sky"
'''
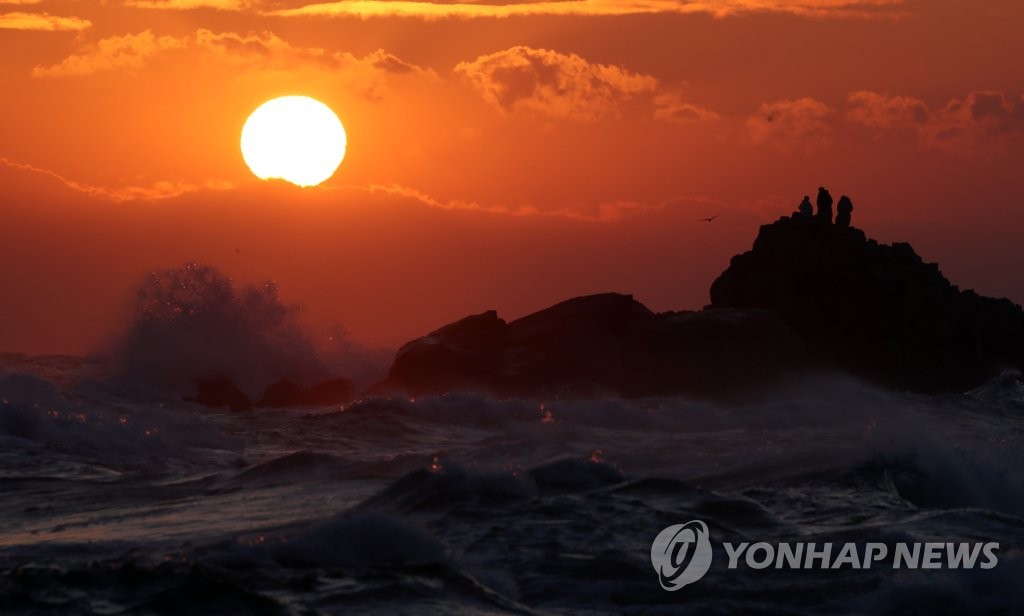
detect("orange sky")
[2,0,1023,355]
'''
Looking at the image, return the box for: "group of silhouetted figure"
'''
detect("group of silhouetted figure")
[796,187,853,228]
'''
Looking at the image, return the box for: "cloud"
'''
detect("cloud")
[0,156,664,222]
[189,28,336,66]
[122,0,252,8]
[0,12,91,31]
[0,157,230,202]
[846,90,929,129]
[33,30,313,78]
[32,31,185,77]
[364,183,678,222]
[746,97,834,149]
[925,90,1024,148]
[847,90,1024,149]
[455,46,717,123]
[32,28,431,96]
[653,93,721,123]
[267,0,907,21]
[455,46,663,121]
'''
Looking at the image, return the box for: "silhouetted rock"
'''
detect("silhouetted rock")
[710,214,1024,392]
[836,195,853,228]
[256,377,354,407]
[816,187,834,224]
[383,195,1023,397]
[636,308,807,397]
[185,375,252,412]
[384,293,806,399]
[258,379,304,407]
[495,293,655,396]
[304,378,355,406]
[388,310,508,395]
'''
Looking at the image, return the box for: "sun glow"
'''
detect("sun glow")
[240,96,347,187]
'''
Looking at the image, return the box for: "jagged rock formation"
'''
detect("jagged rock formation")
[303,378,355,406]
[383,195,1023,398]
[185,376,355,410]
[253,377,355,407]
[257,379,306,407]
[710,214,1024,392]
[384,293,806,399]
[184,375,252,412]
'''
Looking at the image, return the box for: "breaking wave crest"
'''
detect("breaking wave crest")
[2,367,1023,613]
[112,263,326,394]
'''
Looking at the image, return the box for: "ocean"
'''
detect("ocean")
[2,356,1022,614]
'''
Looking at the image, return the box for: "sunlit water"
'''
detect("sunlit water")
[2,360,1023,614]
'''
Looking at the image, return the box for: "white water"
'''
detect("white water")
[1,364,1022,614]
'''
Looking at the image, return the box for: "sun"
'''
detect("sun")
[241,96,347,188]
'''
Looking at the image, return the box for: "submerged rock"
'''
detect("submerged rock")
[184,376,252,412]
[257,379,305,408]
[304,378,354,406]
[256,377,354,408]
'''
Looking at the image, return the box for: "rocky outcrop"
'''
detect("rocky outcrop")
[184,376,252,412]
[257,377,355,407]
[304,378,355,406]
[384,293,807,399]
[257,379,306,407]
[710,214,1024,392]
[386,310,508,396]
[382,197,1023,398]
[185,376,355,411]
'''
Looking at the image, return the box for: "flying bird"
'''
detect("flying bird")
[697,214,721,223]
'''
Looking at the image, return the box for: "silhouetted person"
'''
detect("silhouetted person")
[816,187,834,224]
[836,195,853,228]
[798,196,813,218]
